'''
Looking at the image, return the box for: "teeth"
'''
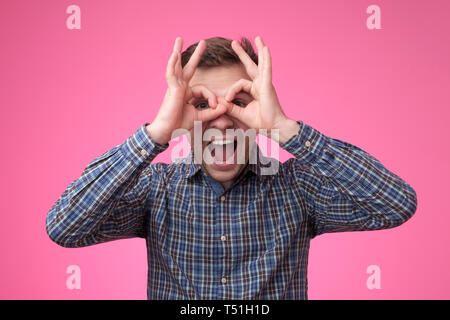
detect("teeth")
[211,140,234,146]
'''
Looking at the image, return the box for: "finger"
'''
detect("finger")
[184,86,193,103]
[191,103,227,122]
[231,40,258,79]
[165,50,179,87]
[175,51,182,77]
[225,79,253,102]
[224,100,245,120]
[182,40,206,81]
[173,37,183,53]
[264,46,272,84]
[189,85,217,108]
[256,35,265,46]
[255,36,265,74]
[172,37,183,77]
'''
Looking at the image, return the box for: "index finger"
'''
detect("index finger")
[182,40,207,81]
[231,40,258,79]
[173,37,183,53]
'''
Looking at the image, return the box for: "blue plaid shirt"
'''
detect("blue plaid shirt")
[46,121,417,299]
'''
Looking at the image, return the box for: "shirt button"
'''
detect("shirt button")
[305,140,311,148]
[221,277,227,284]
[220,195,226,202]
[140,149,147,156]
[221,235,227,242]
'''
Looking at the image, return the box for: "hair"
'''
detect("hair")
[181,36,258,69]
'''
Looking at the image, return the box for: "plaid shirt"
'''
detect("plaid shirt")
[46,121,417,299]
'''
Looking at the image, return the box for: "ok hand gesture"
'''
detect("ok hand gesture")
[147,37,227,145]
[224,36,299,142]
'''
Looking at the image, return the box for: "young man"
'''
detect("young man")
[46,36,417,299]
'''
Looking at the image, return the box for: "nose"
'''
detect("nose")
[207,112,234,131]
[206,96,234,131]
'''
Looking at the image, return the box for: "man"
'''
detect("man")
[46,36,417,299]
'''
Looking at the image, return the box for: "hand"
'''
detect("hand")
[147,37,227,145]
[224,36,299,143]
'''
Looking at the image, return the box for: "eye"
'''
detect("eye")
[232,99,247,107]
[195,101,209,110]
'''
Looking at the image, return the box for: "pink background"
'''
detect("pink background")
[0,0,449,299]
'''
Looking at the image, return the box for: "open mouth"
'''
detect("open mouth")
[207,139,238,164]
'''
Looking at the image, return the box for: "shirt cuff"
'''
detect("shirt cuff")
[120,123,169,166]
[280,120,328,166]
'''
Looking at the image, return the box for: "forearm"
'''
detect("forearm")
[46,125,168,247]
[281,121,417,234]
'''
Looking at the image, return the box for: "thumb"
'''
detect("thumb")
[217,96,243,120]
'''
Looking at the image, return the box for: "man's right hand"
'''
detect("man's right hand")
[146,37,227,145]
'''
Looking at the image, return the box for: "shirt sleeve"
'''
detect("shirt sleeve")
[280,120,417,238]
[46,124,169,248]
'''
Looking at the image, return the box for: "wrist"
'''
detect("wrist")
[145,123,170,145]
[274,118,301,144]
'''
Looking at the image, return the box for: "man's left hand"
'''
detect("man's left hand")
[223,36,300,144]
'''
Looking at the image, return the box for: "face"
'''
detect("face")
[188,64,255,189]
